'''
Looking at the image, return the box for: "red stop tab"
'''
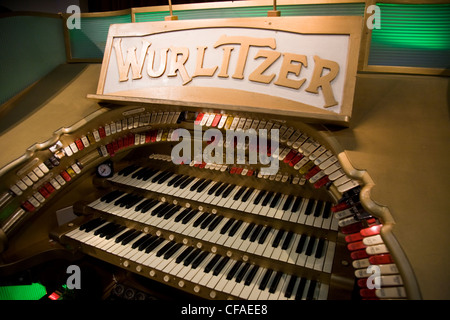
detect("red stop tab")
[369,254,394,265]
[360,224,382,237]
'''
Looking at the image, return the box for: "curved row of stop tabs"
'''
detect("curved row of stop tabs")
[13,111,185,214]
[333,187,406,300]
[194,111,359,193]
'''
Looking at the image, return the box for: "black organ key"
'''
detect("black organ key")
[269,271,283,293]
[151,171,168,183]
[152,203,169,216]
[197,180,212,193]
[285,275,297,298]
[315,238,326,258]
[157,204,175,218]
[295,278,307,300]
[305,237,317,256]
[101,190,124,203]
[200,213,215,229]
[228,220,243,237]
[183,249,202,266]
[244,265,259,285]
[115,229,135,243]
[269,193,282,208]
[241,223,255,240]
[144,238,165,253]
[192,251,210,269]
[94,222,116,236]
[80,217,104,231]
[226,261,242,280]
[157,171,174,184]
[163,242,183,259]
[167,174,184,186]
[132,234,152,249]
[179,176,195,189]
[249,225,263,242]
[190,179,205,191]
[282,195,294,211]
[156,241,176,257]
[163,205,182,219]
[138,235,159,251]
[213,257,230,276]
[174,208,192,222]
[313,201,325,217]
[135,199,153,212]
[253,190,266,205]
[259,269,273,290]
[241,188,254,202]
[272,229,286,247]
[235,263,251,283]
[176,247,195,264]
[291,197,303,213]
[131,167,147,179]
[214,183,228,197]
[118,164,139,176]
[121,230,141,245]
[204,255,221,273]
[142,168,159,181]
[105,225,126,240]
[125,194,144,209]
[193,212,210,228]
[233,186,247,201]
[281,231,294,250]
[182,210,199,224]
[207,181,222,195]
[261,191,274,206]
[307,280,317,300]
[208,215,224,231]
[322,202,332,219]
[258,226,272,244]
[295,234,307,253]
[140,199,159,213]
[304,200,315,215]
[222,184,235,198]
[220,218,235,234]
[173,175,189,188]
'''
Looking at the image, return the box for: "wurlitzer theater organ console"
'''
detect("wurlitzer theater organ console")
[1,5,447,302]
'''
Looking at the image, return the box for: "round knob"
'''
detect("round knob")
[163,275,170,282]
[143,227,149,233]
[242,255,249,262]
[156,230,162,237]
[183,238,188,245]
[178,281,185,288]
[136,265,142,272]
[173,200,178,205]
[169,234,175,241]
[161,197,166,202]
[198,205,203,211]
[196,242,202,249]
[226,251,232,257]
[123,260,129,267]
[185,203,191,208]
[194,285,200,293]
[149,270,156,277]
[212,209,217,214]
[210,291,217,299]
[211,246,217,253]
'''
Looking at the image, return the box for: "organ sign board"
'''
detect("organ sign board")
[92,16,362,125]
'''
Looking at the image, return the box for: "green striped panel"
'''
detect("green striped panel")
[369,3,450,68]
[0,15,66,105]
[68,14,132,59]
[0,283,47,300]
